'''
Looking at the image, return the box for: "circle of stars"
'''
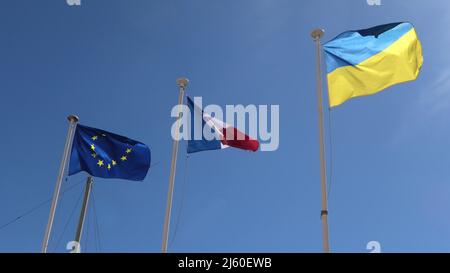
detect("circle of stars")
[89,134,133,171]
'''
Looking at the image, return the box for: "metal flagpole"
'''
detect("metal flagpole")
[73,176,93,251]
[41,114,79,253]
[161,77,189,253]
[311,28,330,253]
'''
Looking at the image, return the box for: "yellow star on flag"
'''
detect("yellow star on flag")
[107,164,111,170]
[92,136,98,141]
[112,160,117,166]
[126,148,132,154]
[97,160,104,167]
[121,156,127,161]
[90,144,95,151]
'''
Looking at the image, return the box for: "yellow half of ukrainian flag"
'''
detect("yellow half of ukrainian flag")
[323,22,423,107]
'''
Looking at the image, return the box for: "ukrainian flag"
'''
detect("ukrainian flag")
[323,22,423,107]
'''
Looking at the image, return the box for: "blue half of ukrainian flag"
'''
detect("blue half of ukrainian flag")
[323,22,423,107]
[69,124,151,181]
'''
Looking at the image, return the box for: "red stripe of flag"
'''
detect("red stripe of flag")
[220,127,259,152]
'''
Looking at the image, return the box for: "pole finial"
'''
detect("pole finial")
[67,115,79,123]
[176,78,189,88]
[311,28,325,41]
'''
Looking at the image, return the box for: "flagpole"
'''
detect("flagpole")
[41,114,79,253]
[73,176,93,251]
[161,77,189,253]
[311,28,330,253]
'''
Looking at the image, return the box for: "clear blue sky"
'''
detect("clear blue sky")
[1,0,449,253]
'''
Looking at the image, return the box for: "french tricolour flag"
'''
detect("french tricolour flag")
[187,96,259,154]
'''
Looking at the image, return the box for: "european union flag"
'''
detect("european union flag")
[69,124,151,181]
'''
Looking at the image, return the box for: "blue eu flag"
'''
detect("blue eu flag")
[69,124,151,181]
